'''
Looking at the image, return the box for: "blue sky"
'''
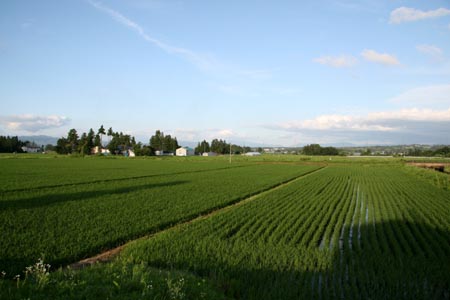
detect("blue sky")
[1,0,450,146]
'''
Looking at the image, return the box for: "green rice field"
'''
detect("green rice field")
[0,155,449,299]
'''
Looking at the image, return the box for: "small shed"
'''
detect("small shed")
[176,147,195,156]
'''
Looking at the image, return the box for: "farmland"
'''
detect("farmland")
[1,155,449,299]
[0,156,320,275]
[122,164,450,299]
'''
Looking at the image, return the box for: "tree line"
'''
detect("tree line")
[194,139,251,155]
[55,126,179,156]
[406,146,450,157]
[0,136,27,153]
[301,144,339,155]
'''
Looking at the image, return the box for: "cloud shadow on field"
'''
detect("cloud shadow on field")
[0,180,188,210]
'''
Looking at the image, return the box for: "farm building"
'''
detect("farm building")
[91,146,110,155]
[244,152,261,156]
[202,152,217,157]
[21,145,41,153]
[176,147,195,156]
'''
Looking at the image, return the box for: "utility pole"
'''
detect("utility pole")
[229,143,232,164]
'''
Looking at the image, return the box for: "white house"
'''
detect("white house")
[176,147,195,156]
[202,152,217,157]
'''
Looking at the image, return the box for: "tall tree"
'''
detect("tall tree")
[67,129,79,153]
[164,134,179,152]
[211,139,229,154]
[98,125,106,146]
[195,140,210,154]
[94,134,101,147]
[78,133,89,155]
[86,129,95,152]
[55,137,69,154]
[150,130,164,151]
[107,127,113,145]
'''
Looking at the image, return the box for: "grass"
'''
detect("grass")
[0,258,228,300]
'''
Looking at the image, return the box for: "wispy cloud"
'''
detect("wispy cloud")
[0,115,70,133]
[389,84,450,105]
[361,49,400,66]
[266,108,450,145]
[390,7,450,24]
[313,55,358,68]
[416,44,443,56]
[416,44,444,62]
[87,0,271,79]
[87,0,214,70]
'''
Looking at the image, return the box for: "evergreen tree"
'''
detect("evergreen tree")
[67,129,79,153]
[0,136,26,153]
[94,134,101,147]
[87,129,95,152]
[150,130,164,151]
[55,137,69,154]
[195,140,210,154]
[107,127,114,144]
[98,125,106,146]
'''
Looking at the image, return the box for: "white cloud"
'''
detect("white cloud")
[278,108,450,131]
[389,84,450,105]
[313,55,358,68]
[0,115,70,133]
[389,7,450,24]
[217,129,234,138]
[267,108,450,145]
[361,49,400,66]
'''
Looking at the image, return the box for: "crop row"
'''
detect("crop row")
[0,158,250,192]
[0,161,320,275]
[122,165,450,300]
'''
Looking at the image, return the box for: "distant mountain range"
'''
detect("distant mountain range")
[19,135,59,146]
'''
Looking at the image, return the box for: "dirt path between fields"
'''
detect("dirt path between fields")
[69,166,327,270]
